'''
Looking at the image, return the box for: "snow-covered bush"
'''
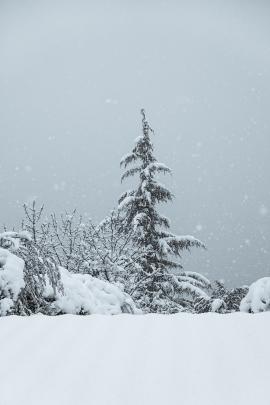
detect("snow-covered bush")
[45,267,139,315]
[0,247,25,315]
[81,210,142,287]
[22,202,89,273]
[48,210,90,273]
[240,277,270,313]
[0,231,63,315]
[21,202,132,282]
[17,241,63,315]
[0,229,139,316]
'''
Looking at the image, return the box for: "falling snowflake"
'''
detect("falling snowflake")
[53,181,66,192]
[242,194,249,205]
[259,205,268,216]
[105,98,118,105]
[24,165,32,172]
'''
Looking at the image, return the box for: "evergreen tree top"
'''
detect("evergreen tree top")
[118,109,205,268]
[120,109,172,183]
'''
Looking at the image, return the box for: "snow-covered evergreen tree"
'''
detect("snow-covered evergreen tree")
[118,109,208,313]
[226,286,248,311]
[194,280,249,314]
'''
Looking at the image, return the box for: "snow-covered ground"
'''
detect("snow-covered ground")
[0,313,268,405]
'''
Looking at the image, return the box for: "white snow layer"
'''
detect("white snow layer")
[0,231,31,250]
[0,312,269,405]
[0,248,25,315]
[47,267,139,315]
[240,277,270,313]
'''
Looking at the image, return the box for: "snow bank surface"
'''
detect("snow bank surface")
[0,313,269,405]
[240,277,270,313]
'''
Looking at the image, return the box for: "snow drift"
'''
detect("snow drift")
[0,313,269,405]
[240,277,270,313]
[47,267,139,315]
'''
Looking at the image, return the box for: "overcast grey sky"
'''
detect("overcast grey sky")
[1,0,269,286]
